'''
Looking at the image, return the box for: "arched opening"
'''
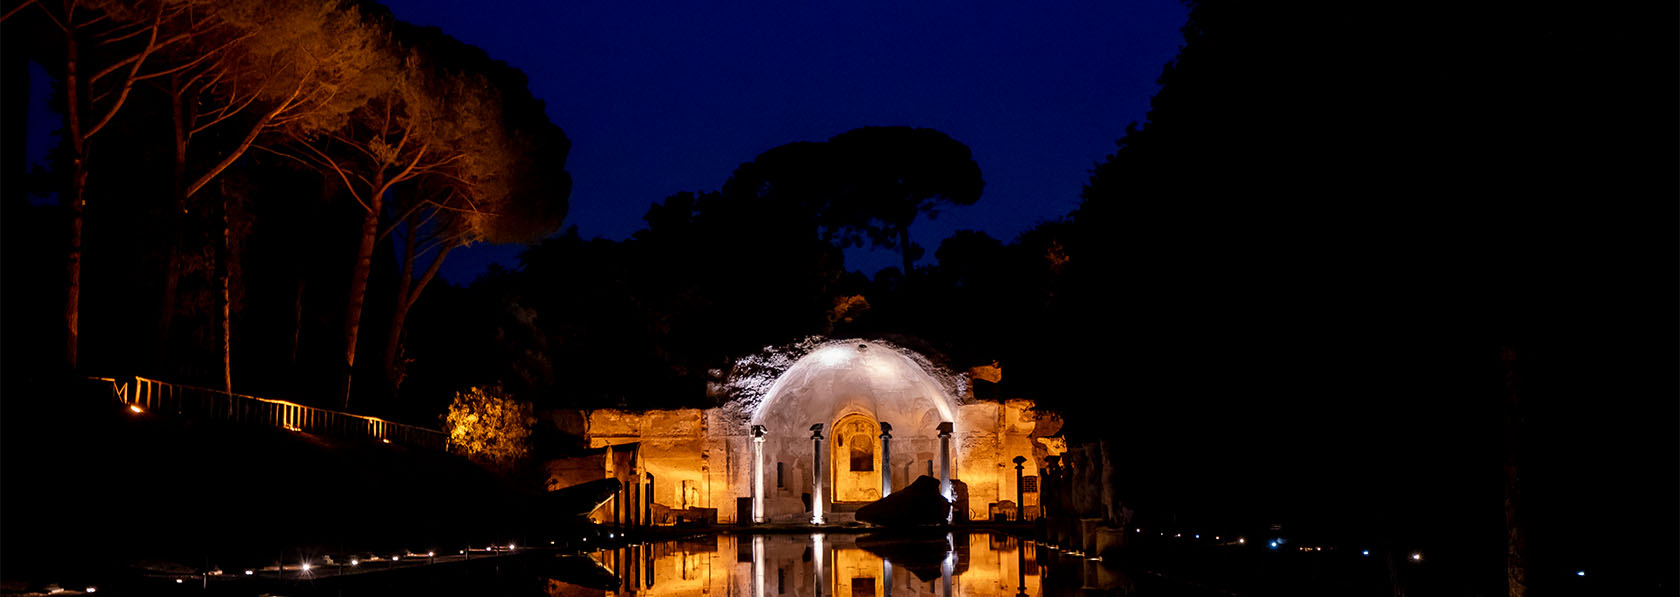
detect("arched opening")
[831,412,881,503]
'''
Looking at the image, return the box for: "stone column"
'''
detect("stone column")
[937,422,954,501]
[810,424,825,525]
[879,422,893,498]
[1013,455,1027,521]
[752,425,767,524]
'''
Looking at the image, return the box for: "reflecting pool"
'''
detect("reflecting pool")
[538,531,1127,596]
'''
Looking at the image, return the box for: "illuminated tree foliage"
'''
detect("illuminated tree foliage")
[443,385,534,472]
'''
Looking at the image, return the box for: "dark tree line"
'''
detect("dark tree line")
[405,125,1014,413]
[1060,1,1674,594]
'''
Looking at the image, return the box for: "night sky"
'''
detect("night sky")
[374,0,1189,283]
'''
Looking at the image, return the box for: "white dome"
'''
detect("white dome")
[750,340,958,437]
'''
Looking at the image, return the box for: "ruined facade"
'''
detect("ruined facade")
[546,339,1063,525]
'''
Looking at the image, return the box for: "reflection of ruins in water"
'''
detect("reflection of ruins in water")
[545,532,1078,596]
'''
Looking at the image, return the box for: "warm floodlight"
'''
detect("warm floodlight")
[300,563,311,572]
[129,405,143,414]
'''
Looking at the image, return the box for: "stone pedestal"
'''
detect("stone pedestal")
[1094,526,1128,559]
[1079,518,1103,556]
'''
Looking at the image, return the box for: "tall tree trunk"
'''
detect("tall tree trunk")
[381,219,452,388]
[339,195,381,409]
[381,217,417,387]
[63,27,86,373]
[1500,347,1528,597]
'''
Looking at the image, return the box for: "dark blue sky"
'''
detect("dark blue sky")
[376,1,1189,283]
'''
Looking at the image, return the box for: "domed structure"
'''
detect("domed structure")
[547,339,1062,526]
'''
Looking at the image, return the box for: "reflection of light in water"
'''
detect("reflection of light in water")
[542,532,1086,596]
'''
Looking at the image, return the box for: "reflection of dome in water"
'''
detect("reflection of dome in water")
[749,340,958,436]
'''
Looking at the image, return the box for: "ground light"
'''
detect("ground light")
[1577,571,1585,577]
[129,405,142,414]
[1410,552,1422,562]
[1362,550,1370,556]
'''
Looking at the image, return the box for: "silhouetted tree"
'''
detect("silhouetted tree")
[722,126,984,274]
[825,126,983,274]
[4,0,185,371]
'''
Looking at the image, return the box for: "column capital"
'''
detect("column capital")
[936,421,953,437]
[809,423,824,440]
[752,424,767,440]
[878,421,893,438]
[1013,455,1027,469]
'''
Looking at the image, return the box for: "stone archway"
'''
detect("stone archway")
[744,339,962,523]
[831,412,881,504]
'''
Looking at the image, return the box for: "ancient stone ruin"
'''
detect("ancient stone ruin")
[545,338,1062,525]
